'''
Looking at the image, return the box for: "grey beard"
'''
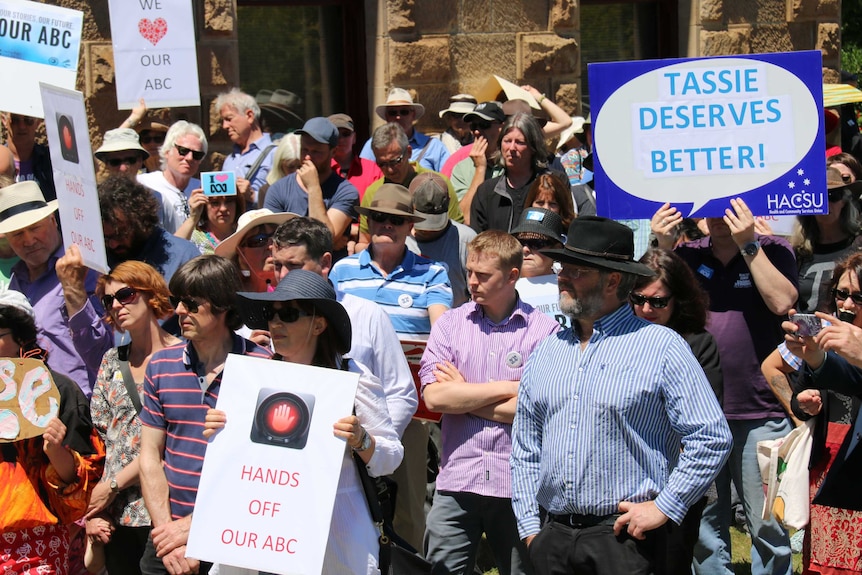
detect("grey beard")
[559,289,605,320]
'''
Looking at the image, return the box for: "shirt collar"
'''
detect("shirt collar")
[183,332,246,371]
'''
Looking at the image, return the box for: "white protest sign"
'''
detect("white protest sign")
[187,354,359,574]
[0,0,82,117]
[40,83,108,274]
[515,275,570,330]
[108,0,200,108]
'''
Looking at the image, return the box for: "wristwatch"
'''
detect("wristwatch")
[109,479,120,494]
[740,240,761,256]
[352,428,372,452]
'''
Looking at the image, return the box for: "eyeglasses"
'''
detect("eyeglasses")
[10,115,35,126]
[265,304,311,324]
[519,238,555,251]
[174,144,205,161]
[170,295,203,313]
[832,287,862,305]
[470,121,492,132]
[629,292,672,309]
[140,134,165,145]
[106,155,142,167]
[241,232,273,249]
[828,189,847,203]
[101,286,139,309]
[385,108,413,118]
[376,152,405,170]
[559,267,598,279]
[369,211,407,226]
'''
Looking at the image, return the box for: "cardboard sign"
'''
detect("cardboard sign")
[108,0,200,108]
[0,0,82,117]
[400,340,442,423]
[40,83,108,274]
[589,51,826,219]
[515,275,570,330]
[201,171,237,197]
[187,354,359,574]
[475,75,540,109]
[0,358,60,442]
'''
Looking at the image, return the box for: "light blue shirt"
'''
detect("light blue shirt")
[511,304,731,537]
[222,133,275,206]
[360,129,450,173]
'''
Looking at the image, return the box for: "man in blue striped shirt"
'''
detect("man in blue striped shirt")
[511,217,731,574]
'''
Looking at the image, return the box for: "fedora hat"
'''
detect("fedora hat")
[0,181,59,234]
[357,184,425,222]
[95,128,149,160]
[215,209,298,260]
[541,216,655,276]
[237,269,351,354]
[375,88,425,121]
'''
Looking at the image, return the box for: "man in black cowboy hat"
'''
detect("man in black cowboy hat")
[510,216,731,575]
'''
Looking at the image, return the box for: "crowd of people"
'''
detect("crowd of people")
[0,81,861,575]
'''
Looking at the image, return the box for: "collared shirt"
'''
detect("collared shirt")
[10,246,113,396]
[222,133,275,206]
[331,155,383,199]
[140,334,271,519]
[449,156,505,201]
[329,248,452,339]
[419,299,558,497]
[511,304,731,538]
[359,130,451,173]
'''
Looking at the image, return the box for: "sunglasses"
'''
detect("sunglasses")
[832,287,862,305]
[369,211,407,226]
[629,292,672,309]
[385,108,413,117]
[170,295,203,313]
[174,144,205,161]
[140,134,165,145]
[10,115,35,126]
[519,238,555,251]
[376,152,405,170]
[265,304,311,324]
[470,121,492,132]
[241,232,273,249]
[828,189,847,203]
[106,155,142,167]
[101,286,138,309]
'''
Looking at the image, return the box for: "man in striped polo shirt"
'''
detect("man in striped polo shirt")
[419,230,559,575]
[139,256,271,575]
[329,183,452,550]
[511,217,731,574]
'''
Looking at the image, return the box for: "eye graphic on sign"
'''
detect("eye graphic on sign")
[56,114,78,164]
[250,388,315,450]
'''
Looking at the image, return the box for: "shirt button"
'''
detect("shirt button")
[578,367,584,372]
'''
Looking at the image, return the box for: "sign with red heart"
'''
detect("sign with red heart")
[138,17,168,46]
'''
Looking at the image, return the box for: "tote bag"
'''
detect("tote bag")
[756,419,815,529]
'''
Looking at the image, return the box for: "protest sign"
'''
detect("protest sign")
[0,0,82,117]
[516,275,569,330]
[0,358,60,442]
[187,354,359,574]
[202,171,237,197]
[108,0,200,108]
[40,83,108,274]
[589,51,825,219]
[400,340,442,423]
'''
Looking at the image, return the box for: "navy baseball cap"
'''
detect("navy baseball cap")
[297,117,339,147]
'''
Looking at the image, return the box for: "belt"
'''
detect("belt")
[548,512,620,528]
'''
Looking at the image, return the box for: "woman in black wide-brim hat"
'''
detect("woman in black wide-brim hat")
[204,270,403,574]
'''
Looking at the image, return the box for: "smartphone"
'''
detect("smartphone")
[792,314,822,337]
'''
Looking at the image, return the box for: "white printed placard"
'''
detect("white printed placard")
[187,354,359,574]
[515,275,570,330]
[108,0,200,108]
[0,0,82,117]
[40,83,108,274]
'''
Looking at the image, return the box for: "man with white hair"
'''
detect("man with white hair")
[218,88,277,208]
[138,121,207,235]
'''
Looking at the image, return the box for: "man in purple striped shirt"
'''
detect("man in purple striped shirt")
[139,256,271,575]
[420,230,559,575]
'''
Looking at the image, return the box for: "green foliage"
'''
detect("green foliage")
[843,0,862,75]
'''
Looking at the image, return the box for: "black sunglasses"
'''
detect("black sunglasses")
[519,238,555,251]
[828,189,847,203]
[376,152,405,170]
[385,108,413,117]
[470,121,492,132]
[832,287,862,305]
[106,155,142,167]
[265,305,311,324]
[101,286,138,309]
[369,211,407,226]
[140,134,165,145]
[174,144,205,161]
[629,292,672,309]
[170,295,203,313]
[241,232,273,249]
[10,115,35,126]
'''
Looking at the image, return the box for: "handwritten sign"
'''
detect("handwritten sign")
[589,51,825,218]
[187,354,359,574]
[40,83,108,274]
[515,275,570,330]
[0,358,60,442]
[0,0,82,117]
[108,0,200,108]
[202,171,237,197]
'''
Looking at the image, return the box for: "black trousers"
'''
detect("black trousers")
[105,525,151,575]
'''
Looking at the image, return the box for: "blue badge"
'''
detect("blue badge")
[697,264,714,279]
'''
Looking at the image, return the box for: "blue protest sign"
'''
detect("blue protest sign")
[589,51,825,218]
[201,171,237,196]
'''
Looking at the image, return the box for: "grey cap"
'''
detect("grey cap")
[410,172,450,232]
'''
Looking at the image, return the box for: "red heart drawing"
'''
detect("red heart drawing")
[215,173,229,183]
[138,18,168,46]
